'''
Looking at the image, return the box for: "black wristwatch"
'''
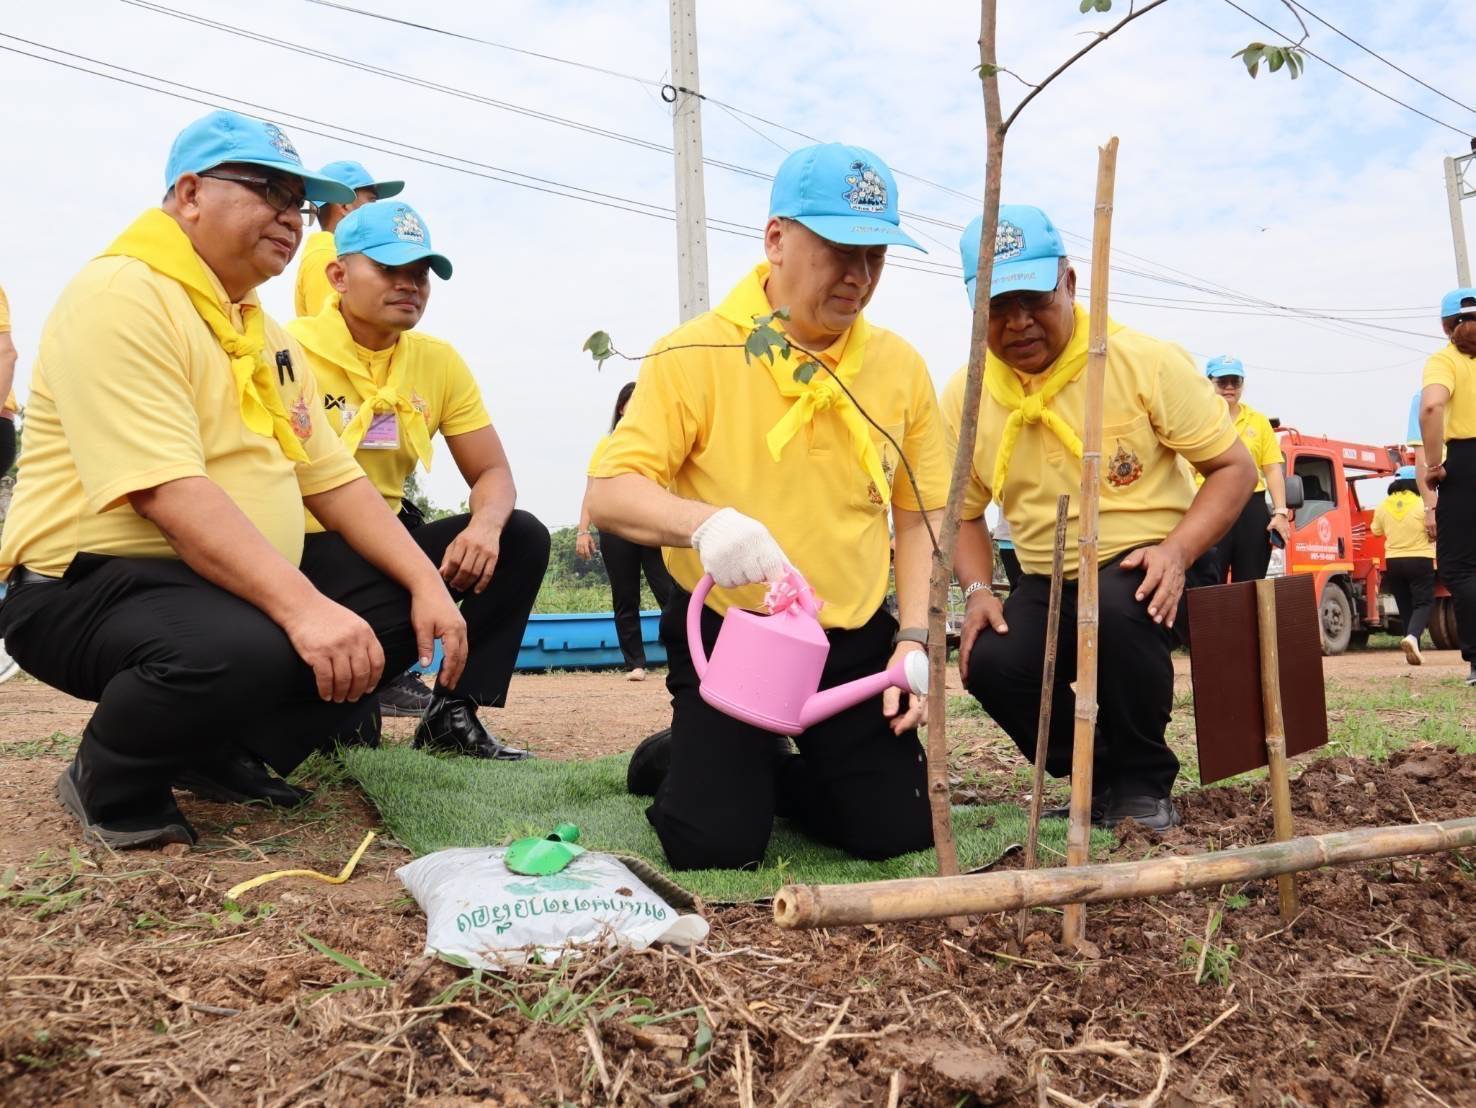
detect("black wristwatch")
[892,627,929,648]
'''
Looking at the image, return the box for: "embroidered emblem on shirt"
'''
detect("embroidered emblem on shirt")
[263,124,302,165]
[1106,441,1143,487]
[995,220,1026,261]
[411,390,430,426]
[842,161,887,213]
[393,208,427,243]
[867,481,884,506]
[289,394,313,441]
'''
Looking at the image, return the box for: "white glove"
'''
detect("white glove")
[690,508,789,588]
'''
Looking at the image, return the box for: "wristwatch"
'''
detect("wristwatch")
[962,580,995,603]
[1271,508,1289,518]
[893,627,929,647]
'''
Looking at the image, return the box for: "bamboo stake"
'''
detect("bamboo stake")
[1255,577,1299,921]
[1017,494,1070,943]
[772,816,1476,929]
[923,0,1002,907]
[1062,136,1119,948]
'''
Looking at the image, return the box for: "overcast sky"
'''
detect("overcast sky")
[3,1,1473,525]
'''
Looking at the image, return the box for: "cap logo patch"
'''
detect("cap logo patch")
[263,124,302,165]
[995,220,1026,261]
[393,208,426,243]
[843,161,888,214]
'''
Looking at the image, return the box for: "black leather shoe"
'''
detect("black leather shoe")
[58,762,196,850]
[173,749,313,808]
[1102,793,1180,832]
[414,696,531,760]
[626,728,671,796]
[1040,786,1110,824]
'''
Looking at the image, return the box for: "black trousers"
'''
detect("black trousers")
[0,417,15,476]
[1384,557,1436,642]
[404,510,550,704]
[647,588,932,870]
[599,532,674,669]
[999,546,1022,591]
[965,548,1217,799]
[0,536,420,825]
[1436,439,1476,663]
[1213,491,1272,583]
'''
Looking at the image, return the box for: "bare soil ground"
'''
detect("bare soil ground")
[1,647,1473,1106]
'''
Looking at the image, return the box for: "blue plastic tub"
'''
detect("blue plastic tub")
[411,610,665,675]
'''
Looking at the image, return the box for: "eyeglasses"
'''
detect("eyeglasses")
[198,170,316,221]
[1212,376,1244,389]
[991,278,1064,316]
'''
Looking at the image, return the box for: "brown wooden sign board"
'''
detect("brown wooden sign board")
[1187,573,1328,785]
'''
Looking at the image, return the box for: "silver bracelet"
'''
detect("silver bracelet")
[962,580,994,603]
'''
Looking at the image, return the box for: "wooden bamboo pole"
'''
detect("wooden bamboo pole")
[1062,136,1120,948]
[1255,577,1300,921]
[772,816,1476,929]
[1017,494,1070,943]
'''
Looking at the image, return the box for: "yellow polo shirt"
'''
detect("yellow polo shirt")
[1372,491,1434,559]
[287,307,490,527]
[0,256,360,577]
[0,283,19,413]
[591,294,950,630]
[293,230,338,320]
[941,310,1238,577]
[1423,343,1476,441]
[1192,403,1281,492]
[587,433,612,473]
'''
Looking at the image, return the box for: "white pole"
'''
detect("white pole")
[1445,156,1472,288]
[669,0,711,321]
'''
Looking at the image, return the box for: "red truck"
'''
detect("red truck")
[1271,429,1459,655]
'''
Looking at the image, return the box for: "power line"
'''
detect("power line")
[1221,0,1474,138]
[1288,1,1476,118]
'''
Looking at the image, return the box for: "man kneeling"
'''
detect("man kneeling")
[589,143,948,869]
[944,206,1254,831]
[0,111,468,848]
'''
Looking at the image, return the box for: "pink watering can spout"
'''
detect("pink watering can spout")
[687,568,929,736]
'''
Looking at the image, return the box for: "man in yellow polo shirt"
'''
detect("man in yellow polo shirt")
[1201,356,1289,581]
[289,200,549,759]
[944,206,1254,831]
[0,111,468,849]
[589,143,948,870]
[1372,465,1437,666]
[0,282,18,475]
[1419,286,1476,685]
[293,160,402,318]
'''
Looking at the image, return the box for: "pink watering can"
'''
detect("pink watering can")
[687,568,929,736]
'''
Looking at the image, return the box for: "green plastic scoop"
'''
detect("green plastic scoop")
[505,823,585,876]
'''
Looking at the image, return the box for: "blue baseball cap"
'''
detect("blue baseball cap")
[978,204,1068,304]
[1440,287,1476,319]
[165,111,354,205]
[769,143,923,251]
[1206,355,1245,378]
[334,200,452,279]
[318,160,405,199]
[1395,465,1417,481]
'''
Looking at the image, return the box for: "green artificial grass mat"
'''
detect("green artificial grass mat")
[344,746,1113,904]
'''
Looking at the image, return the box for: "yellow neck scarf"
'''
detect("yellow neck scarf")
[985,304,1121,497]
[1385,490,1420,521]
[101,209,308,462]
[713,262,890,505]
[289,304,434,472]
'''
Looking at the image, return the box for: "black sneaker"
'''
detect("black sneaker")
[379,671,433,717]
[1040,785,1111,824]
[413,695,532,760]
[173,749,312,808]
[57,763,196,850]
[1102,793,1181,832]
[1466,665,1476,688]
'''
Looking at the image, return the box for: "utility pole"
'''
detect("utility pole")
[668,0,710,321]
[1444,149,1475,288]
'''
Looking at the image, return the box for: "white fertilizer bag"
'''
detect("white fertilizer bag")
[397,847,709,968]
